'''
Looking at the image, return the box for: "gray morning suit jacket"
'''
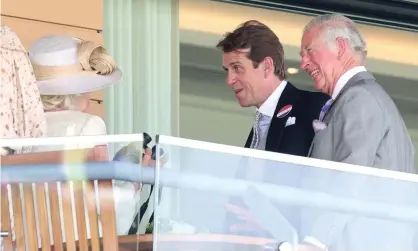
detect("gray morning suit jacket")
[305,71,417,251]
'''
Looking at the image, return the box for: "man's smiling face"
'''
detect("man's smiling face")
[300,26,340,94]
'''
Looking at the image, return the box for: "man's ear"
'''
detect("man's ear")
[336,37,347,59]
[262,57,274,78]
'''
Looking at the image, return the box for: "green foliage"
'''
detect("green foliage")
[145,223,153,234]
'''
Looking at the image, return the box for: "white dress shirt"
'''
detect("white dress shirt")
[253,80,287,150]
[34,110,107,151]
[332,66,367,100]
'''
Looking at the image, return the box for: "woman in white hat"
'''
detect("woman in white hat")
[28,34,122,151]
[27,35,142,239]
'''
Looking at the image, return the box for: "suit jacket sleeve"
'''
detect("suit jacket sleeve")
[306,89,386,247]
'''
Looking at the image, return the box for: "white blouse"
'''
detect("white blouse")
[35,110,107,151]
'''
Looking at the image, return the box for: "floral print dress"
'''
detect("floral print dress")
[0,26,46,154]
[0,26,46,251]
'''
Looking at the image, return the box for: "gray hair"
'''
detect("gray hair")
[304,13,367,60]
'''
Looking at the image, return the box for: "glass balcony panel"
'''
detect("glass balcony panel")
[152,135,418,251]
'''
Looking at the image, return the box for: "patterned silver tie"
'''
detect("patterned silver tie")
[250,111,262,149]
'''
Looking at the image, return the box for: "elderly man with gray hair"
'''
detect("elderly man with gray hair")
[294,13,417,251]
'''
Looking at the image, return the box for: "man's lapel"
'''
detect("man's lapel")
[265,83,298,151]
[309,71,376,156]
[244,129,253,148]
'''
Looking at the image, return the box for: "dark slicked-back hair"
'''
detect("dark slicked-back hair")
[216,20,287,79]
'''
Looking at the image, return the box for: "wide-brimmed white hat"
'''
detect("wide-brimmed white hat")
[28,34,122,95]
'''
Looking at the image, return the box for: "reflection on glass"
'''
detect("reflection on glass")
[153,136,418,251]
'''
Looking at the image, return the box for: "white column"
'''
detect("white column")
[103,0,179,138]
[103,0,180,232]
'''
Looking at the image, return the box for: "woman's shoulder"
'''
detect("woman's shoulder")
[81,113,107,136]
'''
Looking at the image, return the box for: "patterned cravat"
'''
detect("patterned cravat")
[250,111,262,149]
[319,98,334,121]
[250,111,267,149]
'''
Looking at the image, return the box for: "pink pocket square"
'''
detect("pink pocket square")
[313,119,327,133]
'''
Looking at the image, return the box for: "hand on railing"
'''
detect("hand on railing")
[142,148,168,167]
[113,132,168,168]
[142,132,168,168]
[136,132,168,191]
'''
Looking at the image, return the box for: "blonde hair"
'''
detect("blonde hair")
[41,94,84,111]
